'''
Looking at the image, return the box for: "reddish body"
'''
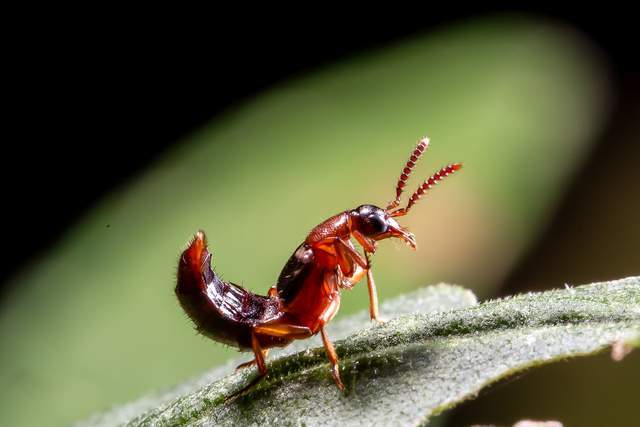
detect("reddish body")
[175,136,461,399]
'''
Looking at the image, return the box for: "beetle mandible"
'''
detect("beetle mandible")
[175,136,462,399]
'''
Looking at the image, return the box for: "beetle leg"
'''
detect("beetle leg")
[335,264,366,290]
[321,326,344,391]
[336,238,384,323]
[235,359,255,370]
[320,238,383,322]
[235,349,269,371]
[334,238,367,269]
[334,265,348,289]
[352,230,378,254]
[254,322,313,338]
[364,251,384,323]
[335,264,358,290]
[225,331,268,402]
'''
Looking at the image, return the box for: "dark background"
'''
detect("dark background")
[3,7,638,294]
[3,10,638,284]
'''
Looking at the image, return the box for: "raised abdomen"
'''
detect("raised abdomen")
[175,232,282,350]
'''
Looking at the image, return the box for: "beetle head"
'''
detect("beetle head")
[350,204,417,249]
[352,137,462,251]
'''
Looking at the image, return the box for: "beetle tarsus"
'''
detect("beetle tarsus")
[235,359,256,370]
[224,371,267,403]
[331,364,345,391]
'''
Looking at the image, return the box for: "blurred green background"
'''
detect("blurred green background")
[2,15,635,427]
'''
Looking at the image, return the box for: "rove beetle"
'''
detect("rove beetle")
[175,137,461,399]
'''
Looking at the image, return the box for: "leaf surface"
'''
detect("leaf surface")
[82,278,640,426]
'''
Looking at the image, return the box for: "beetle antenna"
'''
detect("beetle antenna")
[386,137,430,210]
[389,163,462,217]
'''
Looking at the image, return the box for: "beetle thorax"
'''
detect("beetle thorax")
[305,211,351,244]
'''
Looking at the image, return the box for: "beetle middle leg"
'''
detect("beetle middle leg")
[320,326,344,391]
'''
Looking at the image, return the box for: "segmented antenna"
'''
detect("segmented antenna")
[389,163,462,217]
[386,137,430,210]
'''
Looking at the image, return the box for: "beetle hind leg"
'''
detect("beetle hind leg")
[225,331,268,402]
[235,359,256,370]
[235,349,269,371]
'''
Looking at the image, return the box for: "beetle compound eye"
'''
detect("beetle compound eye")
[354,205,389,236]
[362,212,388,235]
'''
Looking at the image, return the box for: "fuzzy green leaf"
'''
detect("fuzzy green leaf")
[82,278,640,426]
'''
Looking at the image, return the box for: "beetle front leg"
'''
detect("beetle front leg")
[335,237,383,322]
[363,252,384,323]
[352,230,378,254]
[352,231,384,322]
[335,264,366,290]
